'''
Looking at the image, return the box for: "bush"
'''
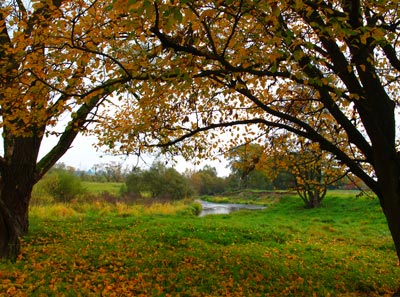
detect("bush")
[32,168,85,203]
[31,172,59,205]
[54,170,84,202]
[190,201,203,216]
[124,169,144,196]
[31,181,55,206]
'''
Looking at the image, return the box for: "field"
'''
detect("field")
[81,181,124,196]
[1,191,399,296]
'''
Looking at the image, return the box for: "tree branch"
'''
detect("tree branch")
[34,77,128,181]
[382,43,400,72]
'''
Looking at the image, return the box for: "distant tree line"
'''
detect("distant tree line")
[77,162,127,183]
[32,153,362,206]
[123,162,193,200]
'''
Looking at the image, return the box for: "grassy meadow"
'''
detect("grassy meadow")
[81,181,124,196]
[1,189,400,296]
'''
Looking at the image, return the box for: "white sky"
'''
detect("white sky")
[38,133,231,176]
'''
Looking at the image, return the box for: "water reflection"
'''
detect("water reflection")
[197,200,266,217]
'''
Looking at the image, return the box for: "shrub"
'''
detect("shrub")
[54,170,85,202]
[124,169,144,196]
[31,174,57,205]
[190,201,203,216]
[32,168,85,203]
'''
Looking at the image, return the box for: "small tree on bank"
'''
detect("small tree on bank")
[228,142,343,208]
[288,146,343,209]
[291,151,327,209]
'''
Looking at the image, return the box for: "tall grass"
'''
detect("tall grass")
[29,199,193,220]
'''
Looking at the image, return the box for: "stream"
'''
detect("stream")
[197,200,266,217]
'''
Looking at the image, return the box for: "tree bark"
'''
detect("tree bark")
[379,180,400,297]
[0,199,20,262]
[377,167,400,263]
[383,193,400,260]
[0,174,33,235]
[0,135,40,260]
[0,173,34,261]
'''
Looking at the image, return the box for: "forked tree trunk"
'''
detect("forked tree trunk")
[0,96,100,260]
[308,190,322,208]
[298,189,322,208]
[296,183,327,209]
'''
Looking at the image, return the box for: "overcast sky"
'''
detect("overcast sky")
[38,133,231,176]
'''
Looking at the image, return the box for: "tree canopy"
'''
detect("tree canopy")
[95,0,400,262]
[99,0,399,196]
[1,0,130,181]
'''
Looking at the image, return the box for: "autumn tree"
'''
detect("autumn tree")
[125,162,192,199]
[228,144,264,189]
[97,0,400,270]
[0,0,154,259]
[189,165,226,195]
[227,143,275,190]
[228,141,343,207]
[281,141,345,208]
[260,86,348,208]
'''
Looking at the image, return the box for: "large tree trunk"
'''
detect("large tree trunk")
[379,183,400,297]
[382,191,400,261]
[369,114,400,296]
[0,135,40,260]
[0,172,35,261]
[0,173,34,233]
[0,199,20,261]
[377,168,400,263]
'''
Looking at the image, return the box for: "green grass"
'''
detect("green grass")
[0,192,399,296]
[82,181,124,196]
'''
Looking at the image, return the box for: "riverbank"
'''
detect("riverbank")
[0,192,398,296]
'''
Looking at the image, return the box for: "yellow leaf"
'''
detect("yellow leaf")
[200,9,215,19]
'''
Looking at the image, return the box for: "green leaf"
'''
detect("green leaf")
[172,7,183,22]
